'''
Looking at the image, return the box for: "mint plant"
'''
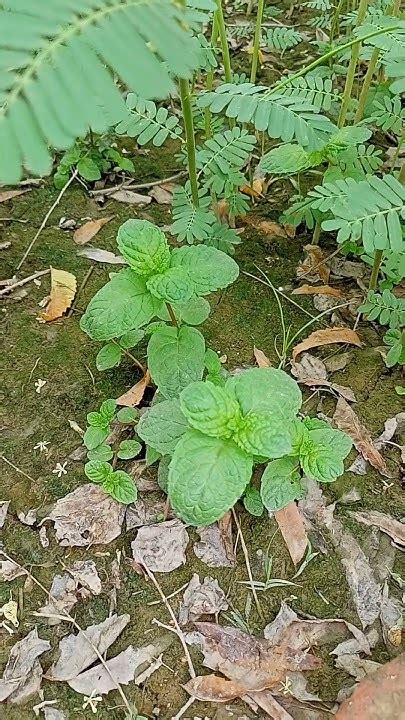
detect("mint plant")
[54,134,134,188]
[137,368,352,525]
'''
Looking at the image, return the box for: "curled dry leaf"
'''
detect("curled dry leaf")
[292,327,361,361]
[348,412,405,475]
[116,370,150,407]
[48,483,125,547]
[333,398,389,477]
[38,268,77,322]
[0,500,10,529]
[0,189,30,203]
[297,244,330,284]
[110,189,152,205]
[149,184,174,204]
[131,519,189,573]
[274,502,308,565]
[178,574,229,625]
[292,284,343,298]
[349,511,405,547]
[77,247,126,264]
[0,560,26,582]
[291,353,356,401]
[38,560,101,624]
[17,508,37,526]
[335,654,405,720]
[253,347,272,368]
[0,628,50,704]
[184,674,246,702]
[126,498,168,529]
[193,512,236,568]
[73,216,114,245]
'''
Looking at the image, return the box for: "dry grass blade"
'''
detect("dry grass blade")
[333,398,389,476]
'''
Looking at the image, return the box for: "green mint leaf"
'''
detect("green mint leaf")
[147,267,195,305]
[86,411,107,428]
[226,368,302,420]
[158,455,171,493]
[117,219,170,278]
[86,444,114,462]
[85,460,113,484]
[137,399,188,455]
[170,244,239,296]
[204,348,226,386]
[176,296,210,325]
[300,420,352,483]
[234,412,292,458]
[83,426,109,450]
[99,399,117,423]
[168,430,253,525]
[289,419,310,455]
[116,407,139,424]
[180,381,241,439]
[261,457,302,512]
[243,485,264,516]
[145,445,161,466]
[103,470,137,504]
[77,157,101,181]
[80,268,161,341]
[147,326,205,399]
[119,328,145,349]
[96,343,122,371]
[117,439,142,460]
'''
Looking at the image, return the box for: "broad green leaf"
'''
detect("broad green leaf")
[103,470,137,504]
[261,457,302,512]
[300,420,352,482]
[117,439,142,460]
[87,411,108,428]
[119,328,145,349]
[77,157,101,181]
[137,399,189,455]
[180,381,241,439]
[80,268,161,341]
[234,412,292,458]
[116,407,139,424]
[147,325,206,398]
[158,455,171,493]
[99,399,117,423]
[145,445,161,466]
[289,419,310,455]
[96,343,122,371]
[243,485,264,516]
[84,460,113,484]
[170,244,239,296]
[259,143,311,175]
[176,296,210,325]
[204,348,226,386]
[117,219,170,278]
[168,430,253,525]
[147,267,195,304]
[83,426,109,450]
[226,368,302,420]
[87,444,114,462]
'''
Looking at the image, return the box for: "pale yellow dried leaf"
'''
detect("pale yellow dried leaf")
[116,371,150,407]
[0,189,30,203]
[38,268,77,322]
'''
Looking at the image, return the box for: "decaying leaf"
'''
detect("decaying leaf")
[48,483,126,547]
[291,353,356,401]
[0,599,18,627]
[131,519,189,573]
[0,629,50,704]
[42,708,66,720]
[348,413,405,475]
[253,347,272,367]
[77,247,126,264]
[0,500,10,529]
[73,216,114,245]
[126,498,168,530]
[0,189,30,203]
[193,513,236,568]
[349,511,405,547]
[149,184,174,204]
[38,268,77,322]
[184,674,246,702]
[48,613,129,681]
[110,189,152,205]
[330,257,364,279]
[333,398,389,477]
[0,560,26,582]
[116,371,150,407]
[256,220,288,238]
[297,245,330,284]
[292,327,362,361]
[37,573,78,624]
[293,284,342,298]
[274,502,308,565]
[335,654,405,720]
[69,559,102,595]
[17,509,37,526]
[179,574,228,625]
[334,654,381,681]
[324,352,353,373]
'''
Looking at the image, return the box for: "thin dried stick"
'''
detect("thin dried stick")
[172,696,196,720]
[0,268,50,297]
[232,508,264,621]
[67,265,94,317]
[90,170,187,197]
[1,455,36,482]
[148,581,189,607]
[16,169,78,271]
[0,549,133,716]
[142,562,196,679]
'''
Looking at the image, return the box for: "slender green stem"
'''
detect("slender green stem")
[205,14,219,140]
[369,249,383,290]
[399,160,405,184]
[330,0,345,43]
[216,0,232,83]
[166,302,179,327]
[312,221,321,246]
[250,0,265,83]
[353,47,380,123]
[338,0,370,128]
[179,78,199,207]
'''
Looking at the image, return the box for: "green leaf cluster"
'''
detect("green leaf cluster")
[116,94,182,147]
[85,461,137,504]
[359,289,405,328]
[265,27,303,54]
[383,329,405,368]
[54,134,134,188]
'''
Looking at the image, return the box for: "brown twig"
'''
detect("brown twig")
[111,339,146,374]
[89,171,187,197]
[1,455,36,482]
[0,268,50,298]
[16,169,78,271]
[232,508,264,621]
[67,265,94,317]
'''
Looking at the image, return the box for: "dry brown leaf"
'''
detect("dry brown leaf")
[131,519,189,573]
[73,216,114,244]
[297,244,330,284]
[194,512,236,568]
[179,574,228,625]
[0,189,30,203]
[348,412,405,475]
[38,268,77,322]
[256,220,288,238]
[48,613,130,681]
[324,352,353,373]
[149,184,174,204]
[274,502,308,565]
[110,189,152,205]
[184,674,246,702]
[292,327,361,361]
[0,500,10,529]
[0,629,50,704]
[125,498,168,529]
[335,654,405,720]
[254,346,272,367]
[292,284,342,298]
[247,691,294,719]
[240,184,263,199]
[291,352,327,382]
[116,370,150,406]
[48,483,126,547]
[77,247,125,264]
[0,560,26,582]
[330,257,364,279]
[333,398,388,476]
[349,511,405,547]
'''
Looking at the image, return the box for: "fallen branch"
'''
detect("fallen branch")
[0,268,50,298]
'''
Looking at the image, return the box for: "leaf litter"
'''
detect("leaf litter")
[349,511,405,548]
[178,574,229,625]
[291,352,356,401]
[37,560,101,624]
[333,398,390,477]
[274,502,308,565]
[77,247,126,263]
[193,512,236,568]
[347,412,405,475]
[0,629,51,704]
[73,215,114,244]
[131,518,189,573]
[38,268,77,322]
[116,370,151,406]
[0,500,10,528]
[292,327,361,361]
